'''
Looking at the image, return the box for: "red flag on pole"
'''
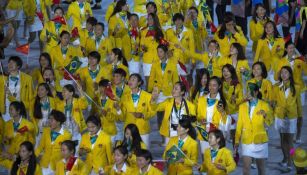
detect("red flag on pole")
[52,16,66,25]
[71,27,79,38]
[178,61,187,74]
[105,85,116,101]
[16,44,30,55]
[209,22,217,33]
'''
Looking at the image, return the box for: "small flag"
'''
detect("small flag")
[165,145,185,164]
[36,11,44,23]
[65,57,82,74]
[284,34,292,43]
[17,126,29,134]
[152,160,165,172]
[180,75,190,91]
[209,22,217,33]
[52,16,66,25]
[105,85,116,101]
[196,125,209,141]
[53,0,60,4]
[16,44,30,55]
[71,27,79,38]
[178,61,187,74]
[159,38,169,47]
[66,156,77,171]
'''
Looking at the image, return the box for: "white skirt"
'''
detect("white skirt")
[275,117,297,134]
[128,59,140,74]
[242,142,268,159]
[142,63,152,76]
[29,16,43,32]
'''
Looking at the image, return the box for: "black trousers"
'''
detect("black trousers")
[216,4,226,25]
[235,16,248,36]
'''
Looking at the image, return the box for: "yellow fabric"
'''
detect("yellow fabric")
[23,0,36,22]
[111,84,131,100]
[222,81,244,115]
[85,36,114,66]
[105,2,116,22]
[165,27,195,64]
[199,147,236,175]
[184,19,208,52]
[139,27,160,64]
[139,13,169,28]
[40,21,69,52]
[56,97,88,132]
[163,136,198,175]
[213,26,248,57]
[273,84,302,119]
[121,90,155,135]
[35,127,72,170]
[108,14,129,48]
[153,98,196,137]
[254,37,285,71]
[235,100,273,145]
[249,19,269,52]
[55,158,90,175]
[127,142,147,168]
[31,68,62,95]
[104,63,129,80]
[66,1,93,30]
[121,29,140,62]
[79,131,113,173]
[148,59,179,96]
[6,0,22,10]
[0,72,34,114]
[104,164,134,175]
[18,164,42,175]
[0,117,4,151]
[247,78,273,103]
[219,57,250,84]
[131,165,163,175]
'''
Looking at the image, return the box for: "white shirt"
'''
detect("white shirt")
[112,163,127,173]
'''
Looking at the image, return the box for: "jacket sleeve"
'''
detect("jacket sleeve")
[235,105,243,145]
[225,149,236,174]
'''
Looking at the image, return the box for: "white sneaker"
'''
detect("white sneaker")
[251,163,257,169]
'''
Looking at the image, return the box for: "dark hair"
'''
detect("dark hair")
[63,84,79,98]
[86,115,101,127]
[60,30,70,38]
[136,149,153,164]
[230,43,246,60]
[61,140,78,155]
[33,83,53,119]
[95,22,105,31]
[218,12,238,39]
[109,0,129,21]
[10,101,27,118]
[175,81,187,96]
[114,145,129,158]
[178,117,197,140]
[172,13,185,22]
[50,110,66,124]
[129,73,144,87]
[147,13,164,42]
[252,3,268,23]
[146,1,157,13]
[248,83,262,99]
[128,13,139,20]
[42,67,56,83]
[261,21,281,39]
[88,51,101,63]
[113,68,127,78]
[278,66,296,96]
[251,61,268,78]
[209,76,227,108]
[208,39,220,49]
[122,124,143,152]
[112,48,128,67]
[157,44,168,53]
[222,64,239,83]
[188,6,198,14]
[208,129,226,148]
[192,68,210,101]
[86,16,98,26]
[11,141,36,175]
[8,56,23,70]
[99,79,111,87]
[283,41,295,57]
[54,6,64,14]
[39,52,52,69]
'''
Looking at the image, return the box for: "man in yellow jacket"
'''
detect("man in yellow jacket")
[66,0,93,30]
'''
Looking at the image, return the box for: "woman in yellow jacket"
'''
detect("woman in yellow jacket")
[0,56,34,120]
[112,68,131,100]
[247,62,273,104]
[197,76,231,153]
[79,115,113,174]
[249,4,270,52]
[273,66,302,170]
[213,12,248,57]
[190,68,210,104]
[42,67,63,99]
[105,48,129,80]
[198,129,236,175]
[108,0,130,48]
[135,149,163,175]
[56,140,90,175]
[163,117,198,175]
[40,7,69,52]
[66,0,93,30]
[254,20,285,82]
[31,52,52,86]
[121,73,155,147]
[56,84,88,141]
[10,141,42,175]
[138,2,170,29]
[35,110,72,174]
[235,82,273,175]
[0,102,35,169]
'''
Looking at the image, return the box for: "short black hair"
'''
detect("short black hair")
[208,129,226,148]
[252,61,268,79]
[60,30,70,38]
[146,1,157,13]
[54,6,64,14]
[188,6,198,14]
[86,17,98,26]
[8,56,23,69]
[96,22,105,31]
[98,79,110,87]
[88,51,101,63]
[128,13,139,20]
[50,110,66,124]
[86,115,101,127]
[136,149,153,164]
[113,68,127,78]
[172,13,184,23]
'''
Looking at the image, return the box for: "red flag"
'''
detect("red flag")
[71,27,79,38]
[209,22,217,33]
[208,122,217,132]
[52,16,66,25]
[63,70,80,80]
[36,11,44,23]
[53,0,60,4]
[17,126,29,134]
[16,44,30,55]
[274,14,279,24]
[284,34,292,43]
[177,61,187,74]
[105,85,116,101]
[159,38,169,47]
[152,160,165,172]
[180,75,190,91]
[66,156,77,171]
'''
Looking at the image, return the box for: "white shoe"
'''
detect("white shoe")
[251,163,257,169]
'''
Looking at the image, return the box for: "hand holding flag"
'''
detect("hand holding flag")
[52,16,66,25]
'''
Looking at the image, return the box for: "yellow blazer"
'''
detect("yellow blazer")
[104,163,134,175]
[127,142,147,168]
[249,19,269,52]
[139,13,169,28]
[219,57,250,83]
[222,81,244,115]
[139,27,160,64]
[165,26,195,64]
[235,100,273,145]
[35,127,72,170]
[0,72,34,114]
[55,158,90,175]
[66,1,93,30]
[121,29,140,62]
[213,26,248,56]
[104,63,129,80]
[31,68,44,86]
[163,136,198,175]
[111,83,131,100]
[78,28,91,48]
[77,66,110,100]
[247,78,273,103]
[56,97,88,132]
[0,117,4,150]
[105,2,116,22]
[6,0,22,10]
[154,98,196,137]
[133,0,148,14]
[40,21,69,52]
[85,36,114,66]
[200,147,236,175]
[184,19,208,52]
[79,130,113,173]
[121,90,155,135]
[108,13,129,48]
[131,165,163,175]
[254,37,285,71]
[273,83,302,119]
[148,59,179,96]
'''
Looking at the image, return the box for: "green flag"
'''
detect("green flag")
[196,125,209,141]
[166,145,185,164]
[65,56,82,74]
